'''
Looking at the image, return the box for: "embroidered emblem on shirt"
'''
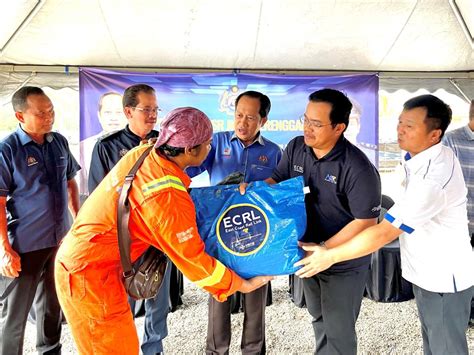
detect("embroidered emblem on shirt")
[293,165,304,173]
[371,205,381,213]
[324,174,337,184]
[258,155,268,164]
[27,156,38,166]
[176,227,194,243]
[223,148,231,156]
[119,149,128,157]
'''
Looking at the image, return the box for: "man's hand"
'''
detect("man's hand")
[238,275,273,293]
[238,182,249,195]
[294,242,335,278]
[0,245,21,278]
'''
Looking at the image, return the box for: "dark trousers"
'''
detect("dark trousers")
[302,268,369,355]
[141,259,172,355]
[0,247,62,355]
[169,263,184,311]
[206,284,268,355]
[413,284,473,355]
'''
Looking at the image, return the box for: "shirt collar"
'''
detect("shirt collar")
[303,135,347,160]
[403,143,442,171]
[124,125,156,141]
[463,124,474,140]
[230,131,265,146]
[16,125,53,145]
[151,149,192,188]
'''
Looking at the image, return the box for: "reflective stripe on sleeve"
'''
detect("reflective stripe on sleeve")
[194,260,227,288]
[142,175,187,196]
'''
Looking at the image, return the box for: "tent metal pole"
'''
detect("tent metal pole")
[449,79,471,102]
[0,0,47,56]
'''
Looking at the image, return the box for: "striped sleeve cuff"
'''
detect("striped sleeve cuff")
[385,213,415,234]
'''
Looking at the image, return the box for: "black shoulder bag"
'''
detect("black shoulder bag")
[117,146,168,300]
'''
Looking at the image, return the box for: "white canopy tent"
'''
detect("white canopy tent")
[0,0,473,71]
[0,0,472,96]
[0,0,472,151]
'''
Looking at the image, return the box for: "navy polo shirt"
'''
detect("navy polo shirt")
[88,125,158,193]
[0,126,80,254]
[272,136,381,272]
[187,131,282,185]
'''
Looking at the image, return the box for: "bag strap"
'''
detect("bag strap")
[117,145,154,277]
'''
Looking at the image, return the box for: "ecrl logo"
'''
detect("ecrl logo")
[223,210,262,229]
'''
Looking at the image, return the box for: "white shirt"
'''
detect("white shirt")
[386,143,474,293]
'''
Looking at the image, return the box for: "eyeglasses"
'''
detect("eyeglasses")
[299,115,334,129]
[131,106,162,115]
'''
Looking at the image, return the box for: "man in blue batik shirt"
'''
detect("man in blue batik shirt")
[188,90,282,355]
[0,86,80,354]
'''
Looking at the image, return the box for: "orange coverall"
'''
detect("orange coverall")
[55,144,243,354]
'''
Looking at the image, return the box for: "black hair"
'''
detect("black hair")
[12,86,46,112]
[123,84,155,108]
[403,95,452,139]
[157,143,201,157]
[235,91,271,118]
[308,88,352,129]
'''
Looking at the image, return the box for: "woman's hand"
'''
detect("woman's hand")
[238,275,273,293]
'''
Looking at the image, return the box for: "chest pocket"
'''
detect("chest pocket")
[249,164,274,181]
[56,156,68,181]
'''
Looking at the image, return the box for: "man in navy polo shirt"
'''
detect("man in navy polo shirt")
[188,90,282,354]
[0,86,80,354]
[88,84,179,355]
[297,94,474,355]
[268,88,381,355]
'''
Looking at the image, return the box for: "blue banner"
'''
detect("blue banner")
[79,68,378,193]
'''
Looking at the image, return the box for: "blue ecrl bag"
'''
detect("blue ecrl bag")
[190,176,306,278]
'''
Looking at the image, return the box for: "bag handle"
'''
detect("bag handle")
[117,146,154,278]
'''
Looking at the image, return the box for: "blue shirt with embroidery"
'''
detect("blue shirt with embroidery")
[0,126,80,253]
[187,131,282,185]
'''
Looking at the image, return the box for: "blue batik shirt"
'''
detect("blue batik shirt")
[0,126,80,253]
[187,131,282,185]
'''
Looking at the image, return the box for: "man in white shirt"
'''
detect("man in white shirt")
[295,94,474,355]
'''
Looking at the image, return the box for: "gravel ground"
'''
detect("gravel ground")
[22,276,474,354]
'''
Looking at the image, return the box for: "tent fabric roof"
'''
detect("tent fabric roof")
[0,0,473,72]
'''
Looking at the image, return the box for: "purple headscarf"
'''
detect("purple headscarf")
[154,107,213,148]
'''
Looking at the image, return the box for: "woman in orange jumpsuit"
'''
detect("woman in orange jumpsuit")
[55,107,269,354]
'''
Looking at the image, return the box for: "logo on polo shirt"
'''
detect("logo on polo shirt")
[119,149,128,157]
[371,205,381,213]
[324,174,337,184]
[223,148,231,157]
[216,203,269,256]
[293,165,304,173]
[27,156,38,166]
[258,155,268,164]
